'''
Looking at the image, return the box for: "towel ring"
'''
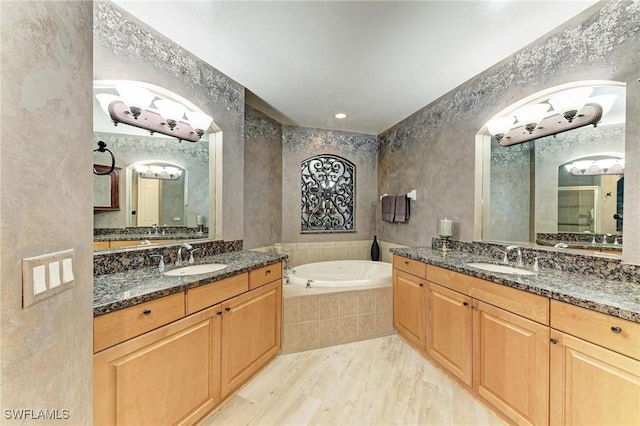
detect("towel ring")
[93,140,116,175]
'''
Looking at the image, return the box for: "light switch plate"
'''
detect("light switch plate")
[22,249,75,308]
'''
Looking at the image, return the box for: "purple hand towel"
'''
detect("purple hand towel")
[381,195,396,222]
[394,194,409,222]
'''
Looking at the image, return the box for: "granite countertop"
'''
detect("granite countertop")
[391,247,640,324]
[93,250,285,316]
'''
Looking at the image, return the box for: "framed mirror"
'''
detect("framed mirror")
[94,165,120,211]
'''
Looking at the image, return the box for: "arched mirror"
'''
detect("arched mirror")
[478,81,625,253]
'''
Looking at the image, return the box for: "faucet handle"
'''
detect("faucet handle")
[188,248,201,265]
[532,257,540,273]
[498,250,508,265]
[150,254,165,272]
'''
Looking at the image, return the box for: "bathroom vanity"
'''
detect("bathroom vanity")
[392,249,640,426]
[93,251,283,425]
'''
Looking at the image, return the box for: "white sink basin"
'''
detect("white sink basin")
[466,263,535,276]
[163,263,228,276]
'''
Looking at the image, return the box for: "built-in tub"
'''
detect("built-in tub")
[282,260,394,353]
[288,260,392,289]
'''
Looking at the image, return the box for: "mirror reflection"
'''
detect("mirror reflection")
[93,80,215,249]
[558,155,624,234]
[481,82,625,252]
[126,161,187,227]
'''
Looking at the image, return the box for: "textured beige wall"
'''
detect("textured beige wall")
[1,1,94,423]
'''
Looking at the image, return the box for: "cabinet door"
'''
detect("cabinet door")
[220,280,282,398]
[426,282,472,386]
[93,306,221,426]
[473,301,549,426]
[393,270,426,351]
[550,331,640,426]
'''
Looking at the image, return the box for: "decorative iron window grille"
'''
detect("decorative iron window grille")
[301,154,355,233]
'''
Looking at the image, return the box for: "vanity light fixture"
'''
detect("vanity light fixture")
[134,164,183,180]
[486,87,613,147]
[564,158,624,176]
[96,84,213,143]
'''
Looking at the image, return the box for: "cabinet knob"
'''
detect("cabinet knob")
[217,311,223,316]
[143,309,152,316]
[463,302,469,307]
[225,307,231,312]
[266,269,271,275]
[550,338,559,344]
[419,283,424,287]
[404,261,409,265]
[611,326,622,334]
[471,305,478,310]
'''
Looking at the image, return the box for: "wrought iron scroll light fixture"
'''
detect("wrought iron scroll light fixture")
[486,87,617,147]
[96,84,213,143]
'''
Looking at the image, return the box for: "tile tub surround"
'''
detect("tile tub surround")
[281,285,394,354]
[256,240,408,266]
[94,250,283,316]
[94,239,242,276]
[391,247,640,324]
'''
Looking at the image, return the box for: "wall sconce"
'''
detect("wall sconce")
[134,164,183,180]
[96,84,213,143]
[486,86,615,147]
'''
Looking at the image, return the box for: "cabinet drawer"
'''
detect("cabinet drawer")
[249,263,282,290]
[187,273,249,315]
[393,255,427,278]
[93,292,185,353]
[551,300,640,360]
[427,265,549,325]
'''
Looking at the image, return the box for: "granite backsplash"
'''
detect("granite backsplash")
[432,238,640,284]
[94,239,243,276]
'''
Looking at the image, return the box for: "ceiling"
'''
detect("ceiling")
[111,0,599,135]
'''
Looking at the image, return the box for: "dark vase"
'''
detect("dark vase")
[371,235,380,261]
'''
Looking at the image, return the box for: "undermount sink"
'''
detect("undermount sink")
[163,263,228,276]
[466,263,535,276]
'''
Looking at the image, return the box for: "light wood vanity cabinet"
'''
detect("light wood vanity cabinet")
[395,255,640,426]
[393,255,550,426]
[425,265,549,426]
[221,280,282,397]
[392,256,427,351]
[93,305,222,426]
[426,282,473,386]
[94,262,283,426]
[549,301,640,426]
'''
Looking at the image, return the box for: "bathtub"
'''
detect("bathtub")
[288,260,392,289]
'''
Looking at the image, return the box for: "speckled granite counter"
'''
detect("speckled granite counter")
[94,250,284,316]
[536,239,622,252]
[391,247,640,324]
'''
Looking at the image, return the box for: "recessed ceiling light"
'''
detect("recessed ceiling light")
[334,113,347,119]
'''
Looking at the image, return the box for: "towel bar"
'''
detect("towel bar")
[380,189,417,201]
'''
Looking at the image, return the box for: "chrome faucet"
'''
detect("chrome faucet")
[506,245,525,268]
[175,243,193,266]
[602,233,612,244]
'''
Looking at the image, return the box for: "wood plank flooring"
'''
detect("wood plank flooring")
[198,335,505,426]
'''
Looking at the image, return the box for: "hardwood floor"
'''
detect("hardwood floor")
[198,335,505,425]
